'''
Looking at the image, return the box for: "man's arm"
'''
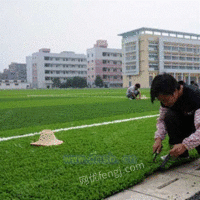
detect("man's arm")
[154,106,168,140]
[153,106,169,153]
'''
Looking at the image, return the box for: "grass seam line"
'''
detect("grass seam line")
[0,114,159,142]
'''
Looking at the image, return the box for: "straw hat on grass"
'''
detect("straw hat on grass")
[31,129,63,146]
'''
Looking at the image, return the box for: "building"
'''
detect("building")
[26,48,87,89]
[118,27,200,88]
[87,40,123,88]
[0,80,30,89]
[2,63,26,81]
[8,62,27,81]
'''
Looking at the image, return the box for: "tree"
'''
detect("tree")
[95,75,104,87]
[72,76,87,88]
[52,77,61,88]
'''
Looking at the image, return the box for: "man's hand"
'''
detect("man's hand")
[153,138,162,153]
[170,144,187,157]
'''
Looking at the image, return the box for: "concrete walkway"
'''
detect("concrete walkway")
[105,158,200,200]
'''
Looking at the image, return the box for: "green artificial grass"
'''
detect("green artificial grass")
[0,88,199,200]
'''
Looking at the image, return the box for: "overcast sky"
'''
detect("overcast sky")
[0,0,200,72]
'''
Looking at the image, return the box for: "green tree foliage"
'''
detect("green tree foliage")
[95,75,104,87]
[72,76,87,88]
[52,77,61,88]
[59,77,87,88]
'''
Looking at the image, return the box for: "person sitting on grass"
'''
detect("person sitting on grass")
[151,73,200,159]
[126,83,141,100]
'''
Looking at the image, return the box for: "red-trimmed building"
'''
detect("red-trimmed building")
[87,40,123,88]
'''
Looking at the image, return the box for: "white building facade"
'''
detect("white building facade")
[0,80,30,89]
[27,48,87,89]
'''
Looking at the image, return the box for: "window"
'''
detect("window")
[164,65,171,69]
[164,46,171,50]
[149,76,153,86]
[172,47,178,51]
[187,48,193,52]
[187,57,193,61]
[180,57,185,60]
[103,60,106,64]
[179,47,185,51]
[44,57,49,60]
[172,56,178,60]
[103,75,107,79]
[102,67,107,71]
[113,61,117,64]
[164,56,171,60]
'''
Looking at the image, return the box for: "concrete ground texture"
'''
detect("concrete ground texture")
[106,158,200,200]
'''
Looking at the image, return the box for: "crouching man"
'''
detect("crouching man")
[151,73,200,158]
[126,83,141,100]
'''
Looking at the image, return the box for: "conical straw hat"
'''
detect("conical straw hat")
[31,129,63,146]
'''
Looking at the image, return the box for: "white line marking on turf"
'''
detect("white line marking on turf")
[27,94,150,99]
[0,114,159,142]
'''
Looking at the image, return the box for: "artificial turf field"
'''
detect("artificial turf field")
[0,88,199,200]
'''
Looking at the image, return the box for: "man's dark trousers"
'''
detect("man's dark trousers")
[164,109,200,156]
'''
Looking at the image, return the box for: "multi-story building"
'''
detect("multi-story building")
[87,40,123,88]
[26,48,87,89]
[118,27,200,88]
[8,62,27,81]
[1,63,26,81]
[0,80,30,89]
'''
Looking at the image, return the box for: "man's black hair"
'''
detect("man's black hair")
[150,73,180,103]
[135,83,140,88]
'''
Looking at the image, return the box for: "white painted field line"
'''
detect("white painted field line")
[27,94,150,99]
[0,114,159,142]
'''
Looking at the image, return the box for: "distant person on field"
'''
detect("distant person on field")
[190,81,199,90]
[126,83,141,100]
[151,73,200,159]
[178,80,185,86]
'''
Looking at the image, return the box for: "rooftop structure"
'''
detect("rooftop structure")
[119,27,200,40]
